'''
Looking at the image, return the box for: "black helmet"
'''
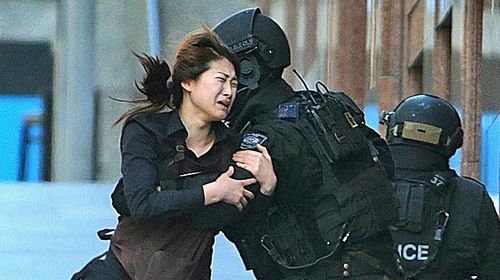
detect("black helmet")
[214,8,290,90]
[381,94,463,158]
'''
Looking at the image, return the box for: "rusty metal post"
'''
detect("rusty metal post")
[460,1,483,179]
[432,25,451,100]
[378,0,404,113]
[327,0,367,107]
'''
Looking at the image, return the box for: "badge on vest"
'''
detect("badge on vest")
[240,132,268,150]
[278,102,299,119]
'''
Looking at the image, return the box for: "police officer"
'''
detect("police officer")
[197,8,402,279]
[380,94,500,279]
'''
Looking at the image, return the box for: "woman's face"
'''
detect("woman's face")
[181,58,238,122]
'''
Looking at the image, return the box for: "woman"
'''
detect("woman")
[73,26,276,280]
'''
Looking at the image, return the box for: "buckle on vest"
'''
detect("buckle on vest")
[433,210,449,242]
[344,111,358,128]
[174,144,185,161]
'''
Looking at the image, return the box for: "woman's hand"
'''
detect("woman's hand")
[203,166,256,211]
[232,144,277,196]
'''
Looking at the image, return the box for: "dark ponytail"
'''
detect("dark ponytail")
[113,53,181,125]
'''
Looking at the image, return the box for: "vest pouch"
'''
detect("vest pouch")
[393,179,426,232]
[319,99,367,160]
[259,206,334,270]
[295,89,368,163]
[312,195,345,244]
[317,167,398,241]
[391,172,458,279]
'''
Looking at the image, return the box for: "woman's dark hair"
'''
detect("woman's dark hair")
[114,24,240,125]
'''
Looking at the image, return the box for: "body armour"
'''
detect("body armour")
[391,171,493,279]
[225,85,399,278]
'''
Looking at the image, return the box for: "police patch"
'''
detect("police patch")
[240,132,268,150]
[278,102,299,119]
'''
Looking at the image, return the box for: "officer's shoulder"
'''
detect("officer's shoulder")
[453,175,487,195]
[250,118,298,138]
[455,175,485,187]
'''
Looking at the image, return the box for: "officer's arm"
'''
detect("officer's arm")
[191,164,274,229]
[193,129,280,229]
[363,126,395,178]
[477,189,500,278]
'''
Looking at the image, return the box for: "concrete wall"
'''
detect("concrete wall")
[93,1,149,181]
[1,0,498,185]
[0,0,257,182]
[0,0,56,42]
[94,0,256,181]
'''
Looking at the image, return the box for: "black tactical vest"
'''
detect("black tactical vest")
[391,171,484,279]
[245,88,398,271]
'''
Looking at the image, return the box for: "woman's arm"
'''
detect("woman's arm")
[192,126,289,230]
[202,166,256,211]
[120,120,257,221]
[121,121,204,221]
[232,144,277,196]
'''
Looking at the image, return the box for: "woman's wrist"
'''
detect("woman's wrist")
[202,182,221,205]
[259,180,276,196]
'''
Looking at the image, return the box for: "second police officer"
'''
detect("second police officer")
[381,94,500,279]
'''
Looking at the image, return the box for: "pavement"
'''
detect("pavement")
[0,182,254,280]
[1,182,498,280]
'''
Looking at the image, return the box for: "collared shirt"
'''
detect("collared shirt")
[120,110,237,221]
